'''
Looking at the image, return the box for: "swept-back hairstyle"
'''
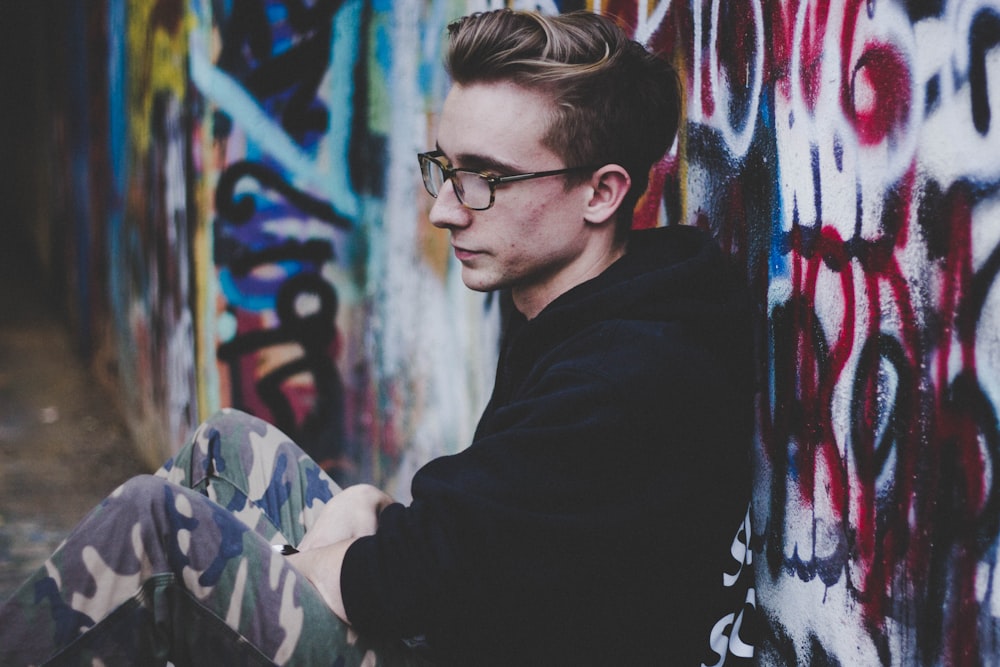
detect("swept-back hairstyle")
[445,9,681,234]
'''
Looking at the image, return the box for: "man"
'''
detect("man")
[0,9,754,666]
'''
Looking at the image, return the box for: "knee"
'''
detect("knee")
[200,407,265,433]
[111,475,212,534]
[195,408,289,453]
[158,413,267,487]
[99,475,182,536]
[160,409,299,500]
[99,476,212,573]
[111,474,173,510]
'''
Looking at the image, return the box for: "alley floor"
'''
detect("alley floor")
[0,240,151,601]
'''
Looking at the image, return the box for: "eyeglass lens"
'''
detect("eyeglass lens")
[422,158,446,196]
[421,157,493,210]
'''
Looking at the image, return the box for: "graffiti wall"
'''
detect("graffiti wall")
[102,0,200,464]
[185,0,498,491]
[33,0,999,662]
[179,0,1000,659]
[605,0,1000,664]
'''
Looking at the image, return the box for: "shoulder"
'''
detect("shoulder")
[547,316,723,392]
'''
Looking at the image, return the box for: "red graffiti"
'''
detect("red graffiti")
[847,42,912,146]
[767,166,997,665]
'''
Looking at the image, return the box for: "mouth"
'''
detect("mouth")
[452,245,482,262]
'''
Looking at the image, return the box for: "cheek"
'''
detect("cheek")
[493,188,576,256]
[522,202,572,247]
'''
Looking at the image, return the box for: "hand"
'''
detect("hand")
[296,484,394,552]
[285,540,355,623]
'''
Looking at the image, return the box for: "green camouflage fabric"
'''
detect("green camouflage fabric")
[0,409,422,666]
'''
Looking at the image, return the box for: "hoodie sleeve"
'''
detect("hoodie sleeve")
[340,360,636,641]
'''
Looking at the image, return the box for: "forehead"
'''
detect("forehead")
[436,81,560,169]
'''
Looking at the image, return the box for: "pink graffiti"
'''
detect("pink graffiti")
[846,41,912,146]
[579,3,1000,662]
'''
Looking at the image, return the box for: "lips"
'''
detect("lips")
[452,245,482,262]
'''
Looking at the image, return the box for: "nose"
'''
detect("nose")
[428,179,472,229]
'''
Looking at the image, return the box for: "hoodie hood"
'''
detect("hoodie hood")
[543,225,739,325]
[497,225,750,388]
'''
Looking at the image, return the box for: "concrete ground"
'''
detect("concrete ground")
[0,240,151,601]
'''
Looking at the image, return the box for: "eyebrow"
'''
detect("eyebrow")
[435,143,521,175]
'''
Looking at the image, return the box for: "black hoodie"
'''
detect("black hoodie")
[342,225,756,665]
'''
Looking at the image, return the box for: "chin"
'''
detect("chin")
[461,280,498,294]
[460,269,503,294]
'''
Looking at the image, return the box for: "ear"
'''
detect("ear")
[583,164,631,225]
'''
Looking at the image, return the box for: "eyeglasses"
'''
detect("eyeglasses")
[417,150,598,211]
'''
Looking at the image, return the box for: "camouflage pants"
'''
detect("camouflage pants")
[0,409,419,666]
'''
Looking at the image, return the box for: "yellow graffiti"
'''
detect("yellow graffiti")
[127,0,189,154]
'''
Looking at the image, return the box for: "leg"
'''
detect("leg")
[1,411,421,665]
[157,409,338,546]
[0,476,422,667]
[0,476,415,666]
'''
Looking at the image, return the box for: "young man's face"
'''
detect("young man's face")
[428,81,608,318]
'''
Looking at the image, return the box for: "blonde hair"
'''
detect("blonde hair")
[446,9,680,233]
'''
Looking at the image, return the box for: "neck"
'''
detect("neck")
[513,241,627,319]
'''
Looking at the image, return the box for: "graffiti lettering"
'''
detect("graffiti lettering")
[215,160,350,229]
[212,160,352,474]
[217,272,348,476]
[617,0,1000,662]
[215,0,347,143]
[970,9,1000,134]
